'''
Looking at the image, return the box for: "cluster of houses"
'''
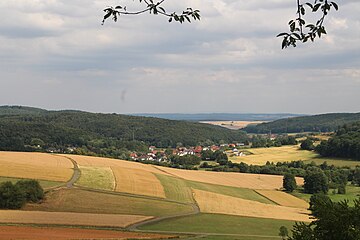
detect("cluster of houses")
[129,143,246,162]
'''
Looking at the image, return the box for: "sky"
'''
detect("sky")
[0,0,359,114]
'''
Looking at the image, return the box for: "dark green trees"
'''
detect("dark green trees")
[300,138,315,150]
[290,194,360,240]
[0,180,44,209]
[0,182,26,209]
[303,170,329,194]
[283,173,297,192]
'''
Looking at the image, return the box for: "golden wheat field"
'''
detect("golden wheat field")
[0,210,152,228]
[0,152,73,182]
[255,190,309,208]
[193,189,311,222]
[157,166,303,190]
[63,154,170,175]
[112,166,166,198]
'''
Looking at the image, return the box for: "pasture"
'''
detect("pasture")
[0,226,173,240]
[193,189,310,222]
[76,166,115,191]
[0,152,73,182]
[0,210,152,228]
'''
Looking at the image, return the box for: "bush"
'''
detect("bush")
[0,180,44,209]
[15,180,44,203]
[0,182,26,209]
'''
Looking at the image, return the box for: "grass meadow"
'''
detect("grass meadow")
[76,166,115,191]
[0,176,63,189]
[139,213,295,236]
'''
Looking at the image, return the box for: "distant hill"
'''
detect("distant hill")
[243,113,360,133]
[0,106,47,115]
[0,106,248,155]
[131,113,305,121]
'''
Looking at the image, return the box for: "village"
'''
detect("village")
[129,143,247,162]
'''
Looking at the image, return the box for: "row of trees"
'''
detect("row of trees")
[0,180,44,209]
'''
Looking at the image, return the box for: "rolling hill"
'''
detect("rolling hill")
[0,106,248,154]
[243,113,360,134]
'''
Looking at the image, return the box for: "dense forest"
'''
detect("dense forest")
[316,121,360,160]
[0,106,248,158]
[243,113,360,134]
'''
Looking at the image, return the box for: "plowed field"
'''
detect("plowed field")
[0,226,173,240]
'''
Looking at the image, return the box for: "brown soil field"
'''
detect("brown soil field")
[0,210,152,228]
[157,166,303,190]
[62,154,171,176]
[201,121,264,130]
[112,167,166,198]
[256,190,309,208]
[0,152,73,182]
[0,226,173,240]
[193,189,311,222]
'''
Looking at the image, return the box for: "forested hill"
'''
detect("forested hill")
[243,113,360,134]
[0,106,48,115]
[0,106,248,154]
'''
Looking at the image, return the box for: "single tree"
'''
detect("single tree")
[300,138,314,151]
[303,170,329,194]
[283,173,297,192]
[279,226,289,240]
[15,180,44,203]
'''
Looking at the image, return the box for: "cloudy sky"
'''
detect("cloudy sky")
[0,0,359,114]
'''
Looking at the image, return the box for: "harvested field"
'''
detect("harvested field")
[157,166,303,190]
[62,154,170,175]
[0,152,73,182]
[76,166,115,191]
[201,121,264,130]
[229,145,318,165]
[193,189,311,222]
[24,188,193,217]
[112,167,165,198]
[0,210,152,228]
[256,190,309,208]
[0,226,173,240]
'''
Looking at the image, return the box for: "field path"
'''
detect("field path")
[127,191,200,231]
[56,155,80,188]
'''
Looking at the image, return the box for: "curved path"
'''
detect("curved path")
[60,155,81,188]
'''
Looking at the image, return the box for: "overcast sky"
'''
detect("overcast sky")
[0,0,359,114]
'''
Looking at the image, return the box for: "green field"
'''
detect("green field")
[155,174,275,205]
[155,174,194,203]
[229,145,360,168]
[140,213,295,237]
[76,166,115,191]
[292,185,360,207]
[24,188,193,217]
[0,176,63,189]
